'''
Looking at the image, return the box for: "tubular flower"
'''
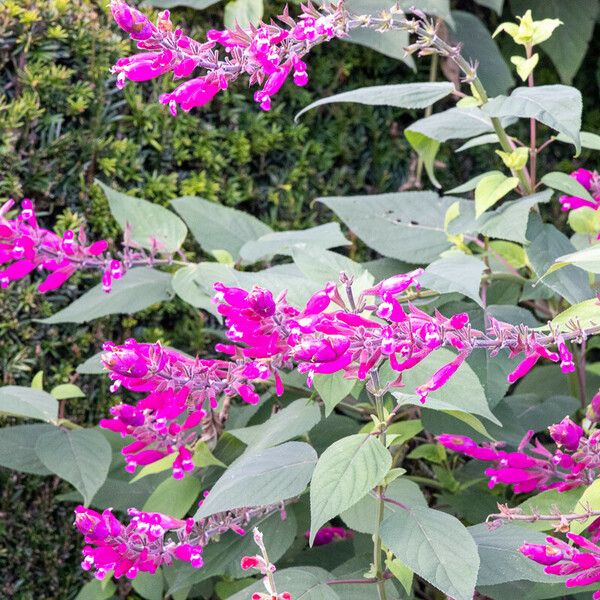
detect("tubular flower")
[99,339,278,477]
[109,0,347,113]
[0,198,175,293]
[213,270,589,402]
[521,533,600,598]
[438,415,598,494]
[559,168,600,212]
[74,501,287,581]
[0,199,108,292]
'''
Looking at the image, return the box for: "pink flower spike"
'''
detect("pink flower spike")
[507,353,540,384]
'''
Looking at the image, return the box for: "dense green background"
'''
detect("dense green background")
[1,0,599,598]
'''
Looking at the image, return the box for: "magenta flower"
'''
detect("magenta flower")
[438,417,600,494]
[521,533,600,598]
[109,0,347,112]
[99,339,278,477]
[305,526,354,546]
[559,168,600,212]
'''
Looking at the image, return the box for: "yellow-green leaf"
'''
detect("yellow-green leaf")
[475,172,520,217]
[511,53,539,81]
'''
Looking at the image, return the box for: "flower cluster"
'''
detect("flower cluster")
[74,500,286,581]
[214,270,580,402]
[521,533,600,598]
[110,0,346,114]
[241,528,292,600]
[437,414,600,494]
[0,198,175,293]
[99,338,282,478]
[0,198,110,293]
[559,168,600,213]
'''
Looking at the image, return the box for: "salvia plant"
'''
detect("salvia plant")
[5,1,600,599]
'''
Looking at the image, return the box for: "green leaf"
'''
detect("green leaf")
[556,130,600,150]
[171,195,272,261]
[456,133,500,152]
[96,180,187,253]
[405,130,441,188]
[446,171,495,194]
[41,268,173,324]
[169,262,317,308]
[568,207,600,235]
[550,244,600,274]
[228,567,338,600]
[490,241,527,269]
[76,353,105,375]
[75,579,116,600]
[35,428,112,505]
[552,298,600,332]
[445,410,495,439]
[341,478,427,534]
[385,420,423,446]
[407,442,446,464]
[314,372,356,416]
[385,556,413,595]
[511,0,599,84]
[131,442,224,483]
[223,0,263,28]
[527,223,593,304]
[50,383,85,400]
[228,399,322,450]
[309,434,391,544]
[381,506,479,600]
[469,523,560,585]
[132,571,165,600]
[196,441,317,518]
[343,27,413,67]
[474,172,519,217]
[319,192,455,263]
[421,253,485,306]
[171,264,219,316]
[451,11,513,96]
[296,82,454,119]
[570,479,600,533]
[31,370,44,390]
[407,107,498,142]
[388,348,501,424]
[0,385,58,422]
[142,475,202,518]
[0,424,55,475]
[239,223,350,263]
[541,171,595,203]
[482,85,582,154]
[292,247,366,285]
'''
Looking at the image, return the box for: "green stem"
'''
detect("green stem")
[373,391,389,600]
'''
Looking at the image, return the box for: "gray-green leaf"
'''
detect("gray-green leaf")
[318,192,455,263]
[41,268,173,324]
[482,85,582,154]
[171,195,272,261]
[296,82,454,119]
[309,434,391,544]
[195,441,317,518]
[381,506,479,600]
[0,386,58,422]
[96,180,187,253]
[35,428,112,505]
